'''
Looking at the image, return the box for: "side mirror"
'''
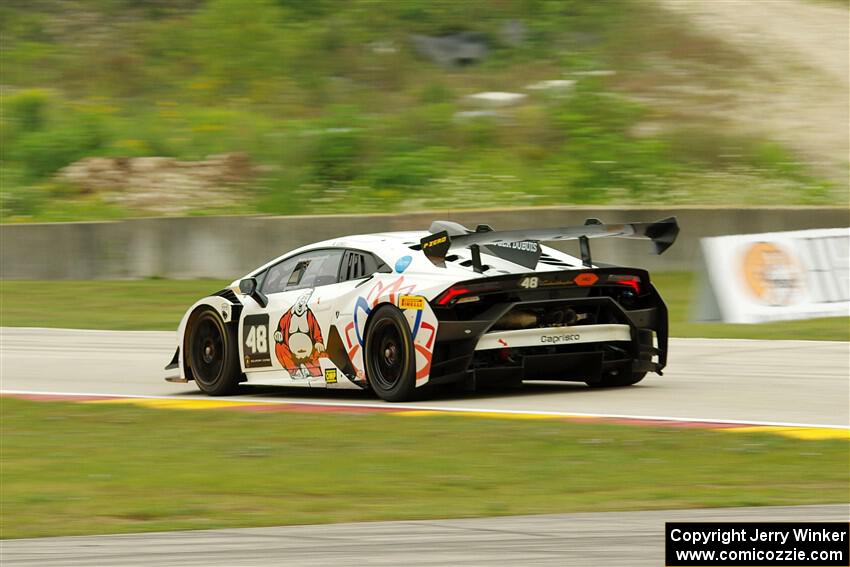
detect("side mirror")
[238,277,268,308]
[239,278,256,295]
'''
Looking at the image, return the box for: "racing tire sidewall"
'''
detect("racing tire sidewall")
[188,307,240,396]
[364,304,417,402]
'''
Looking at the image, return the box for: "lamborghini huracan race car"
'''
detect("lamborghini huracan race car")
[166,217,679,402]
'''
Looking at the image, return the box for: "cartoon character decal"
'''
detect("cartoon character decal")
[274,290,327,379]
[342,277,437,387]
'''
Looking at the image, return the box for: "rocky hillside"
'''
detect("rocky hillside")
[1,0,846,222]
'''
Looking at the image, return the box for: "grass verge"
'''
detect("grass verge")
[652,272,850,341]
[1,274,848,339]
[0,278,229,332]
[1,398,848,539]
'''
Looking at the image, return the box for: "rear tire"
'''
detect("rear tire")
[364,305,417,402]
[188,308,240,396]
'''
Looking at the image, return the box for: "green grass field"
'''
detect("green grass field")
[653,273,849,341]
[0,278,228,331]
[2,398,847,539]
[1,273,847,339]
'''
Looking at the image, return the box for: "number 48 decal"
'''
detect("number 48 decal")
[245,325,267,354]
[519,276,539,289]
[242,314,272,368]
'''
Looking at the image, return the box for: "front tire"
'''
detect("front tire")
[188,308,240,396]
[364,305,417,402]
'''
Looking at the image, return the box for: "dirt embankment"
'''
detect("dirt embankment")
[658,0,849,185]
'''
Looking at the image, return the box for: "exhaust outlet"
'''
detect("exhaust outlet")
[493,310,538,330]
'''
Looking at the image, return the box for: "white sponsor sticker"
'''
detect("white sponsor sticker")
[475,324,630,351]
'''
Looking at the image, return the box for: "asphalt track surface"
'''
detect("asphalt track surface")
[2,328,848,565]
[4,505,849,566]
[1,328,848,426]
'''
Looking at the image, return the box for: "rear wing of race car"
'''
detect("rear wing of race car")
[419,217,680,270]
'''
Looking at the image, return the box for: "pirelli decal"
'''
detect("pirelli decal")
[399,295,426,310]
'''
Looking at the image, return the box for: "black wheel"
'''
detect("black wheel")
[188,308,240,396]
[364,305,417,402]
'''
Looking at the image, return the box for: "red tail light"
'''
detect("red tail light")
[608,274,641,293]
[436,286,471,305]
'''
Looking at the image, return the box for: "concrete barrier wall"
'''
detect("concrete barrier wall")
[2,207,848,279]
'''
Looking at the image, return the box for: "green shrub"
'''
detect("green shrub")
[369,147,448,188]
[13,114,107,180]
[5,89,51,133]
[189,0,288,96]
[549,81,675,198]
[0,166,41,218]
[419,83,454,105]
[305,109,366,183]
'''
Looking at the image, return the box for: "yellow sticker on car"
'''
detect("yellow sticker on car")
[324,368,337,384]
[421,235,447,249]
[399,295,426,310]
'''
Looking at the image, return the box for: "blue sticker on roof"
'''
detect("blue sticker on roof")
[394,255,412,273]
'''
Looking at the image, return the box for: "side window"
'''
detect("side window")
[262,256,298,295]
[286,260,310,289]
[261,249,344,294]
[340,250,389,282]
[291,249,344,290]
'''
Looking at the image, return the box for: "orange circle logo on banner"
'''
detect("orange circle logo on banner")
[742,242,803,306]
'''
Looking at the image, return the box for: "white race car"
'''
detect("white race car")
[166,218,679,402]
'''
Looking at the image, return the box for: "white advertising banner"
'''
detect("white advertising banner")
[700,228,850,324]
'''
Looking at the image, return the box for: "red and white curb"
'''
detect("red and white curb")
[2,390,848,441]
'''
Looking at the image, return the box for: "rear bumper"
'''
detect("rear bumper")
[427,275,669,386]
[475,347,659,384]
[431,333,660,386]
